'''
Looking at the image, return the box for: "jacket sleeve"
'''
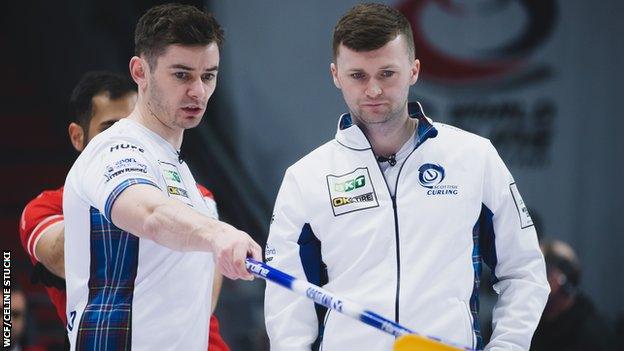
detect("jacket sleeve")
[481,141,550,351]
[264,168,319,351]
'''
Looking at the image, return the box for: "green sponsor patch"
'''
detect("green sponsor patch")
[334,175,365,192]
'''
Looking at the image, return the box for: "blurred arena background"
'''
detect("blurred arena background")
[1,0,623,349]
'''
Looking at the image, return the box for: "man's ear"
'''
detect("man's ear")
[330,62,341,90]
[130,56,148,90]
[409,59,420,85]
[68,122,85,152]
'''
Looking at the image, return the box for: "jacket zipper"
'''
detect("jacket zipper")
[319,309,332,351]
[391,195,400,322]
[369,124,435,325]
[371,153,411,325]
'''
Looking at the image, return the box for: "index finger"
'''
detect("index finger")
[233,243,254,280]
[248,240,262,261]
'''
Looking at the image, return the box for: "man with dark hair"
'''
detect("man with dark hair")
[264,3,549,351]
[68,71,137,149]
[63,4,261,350]
[133,3,224,69]
[20,70,231,350]
[20,71,137,326]
[531,240,614,351]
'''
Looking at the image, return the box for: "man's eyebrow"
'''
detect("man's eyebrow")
[169,64,193,71]
[346,65,399,72]
[169,64,219,72]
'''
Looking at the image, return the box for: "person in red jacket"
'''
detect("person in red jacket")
[19,71,229,350]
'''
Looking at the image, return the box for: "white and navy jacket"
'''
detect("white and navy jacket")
[264,102,549,351]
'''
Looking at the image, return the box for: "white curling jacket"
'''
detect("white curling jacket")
[264,102,549,351]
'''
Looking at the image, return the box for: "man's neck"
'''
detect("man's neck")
[128,102,184,150]
[357,113,416,157]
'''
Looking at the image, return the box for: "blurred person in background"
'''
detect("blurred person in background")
[531,239,614,350]
[19,71,137,328]
[8,284,45,351]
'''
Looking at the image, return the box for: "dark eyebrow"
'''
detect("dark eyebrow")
[169,64,219,72]
[169,64,193,71]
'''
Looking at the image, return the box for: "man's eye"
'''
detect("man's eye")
[351,72,365,80]
[381,70,395,78]
[174,72,188,80]
[202,73,216,81]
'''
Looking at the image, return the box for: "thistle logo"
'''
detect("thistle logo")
[418,164,445,188]
[334,175,365,192]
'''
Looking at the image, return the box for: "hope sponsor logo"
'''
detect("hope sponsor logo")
[109,143,144,153]
[418,163,460,196]
[327,168,379,216]
[305,287,343,312]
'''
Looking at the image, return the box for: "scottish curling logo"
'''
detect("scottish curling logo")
[418,164,444,188]
[418,163,458,196]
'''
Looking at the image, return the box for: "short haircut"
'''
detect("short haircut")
[134,3,224,70]
[70,71,136,131]
[332,3,415,61]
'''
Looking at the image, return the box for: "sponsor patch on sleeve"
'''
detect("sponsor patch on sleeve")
[104,157,148,183]
[509,182,533,229]
[326,167,379,216]
[158,161,193,206]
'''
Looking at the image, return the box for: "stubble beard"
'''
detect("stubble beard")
[147,79,205,130]
[146,79,177,130]
[352,99,408,128]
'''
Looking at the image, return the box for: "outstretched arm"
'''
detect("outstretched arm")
[111,183,261,280]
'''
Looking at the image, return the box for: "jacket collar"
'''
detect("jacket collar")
[335,101,438,151]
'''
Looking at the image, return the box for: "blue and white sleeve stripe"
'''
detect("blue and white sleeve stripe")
[104,178,160,222]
